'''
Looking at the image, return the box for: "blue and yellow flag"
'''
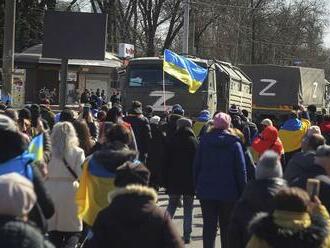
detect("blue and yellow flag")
[163,49,208,93]
[28,134,43,162]
[76,158,116,226]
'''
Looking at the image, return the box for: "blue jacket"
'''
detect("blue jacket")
[193,130,247,201]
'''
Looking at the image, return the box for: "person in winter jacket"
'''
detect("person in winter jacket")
[279,105,311,164]
[87,161,184,248]
[105,105,138,152]
[228,151,287,248]
[320,115,330,145]
[193,112,247,248]
[246,187,330,248]
[229,104,253,146]
[229,128,256,181]
[0,173,54,248]
[0,114,55,233]
[291,145,330,212]
[147,115,166,189]
[252,126,285,167]
[46,122,85,248]
[40,99,55,130]
[124,101,152,163]
[76,124,137,226]
[284,133,325,183]
[164,118,198,244]
[192,110,211,137]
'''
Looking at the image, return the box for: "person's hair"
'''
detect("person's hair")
[274,187,310,213]
[256,150,282,179]
[0,131,27,163]
[30,104,41,127]
[306,134,325,151]
[97,111,107,122]
[51,122,79,159]
[4,109,18,122]
[307,105,317,113]
[289,111,298,119]
[106,106,122,123]
[73,120,93,155]
[19,108,31,120]
[60,109,75,123]
[241,109,249,118]
[100,105,109,113]
[105,124,131,145]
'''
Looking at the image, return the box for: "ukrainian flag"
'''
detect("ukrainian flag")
[76,158,116,226]
[163,49,208,93]
[28,134,43,162]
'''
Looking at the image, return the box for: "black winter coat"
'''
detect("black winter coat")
[164,127,198,195]
[29,166,55,233]
[124,115,152,160]
[284,151,315,183]
[147,124,166,188]
[228,178,287,248]
[87,186,184,248]
[0,216,54,248]
[291,164,330,212]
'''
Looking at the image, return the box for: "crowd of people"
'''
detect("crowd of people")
[2,97,330,248]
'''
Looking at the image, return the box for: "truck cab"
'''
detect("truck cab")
[120,57,217,117]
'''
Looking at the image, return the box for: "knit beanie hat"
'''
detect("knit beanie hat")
[229,104,240,115]
[0,173,36,217]
[130,101,143,115]
[150,115,161,125]
[197,110,211,122]
[115,161,150,187]
[261,118,273,127]
[0,114,27,163]
[214,112,231,130]
[307,126,321,137]
[177,118,192,129]
[256,150,283,179]
[172,104,184,116]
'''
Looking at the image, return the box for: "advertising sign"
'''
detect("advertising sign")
[12,69,26,108]
[118,43,135,58]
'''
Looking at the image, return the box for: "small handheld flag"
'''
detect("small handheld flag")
[28,134,44,162]
[163,49,208,93]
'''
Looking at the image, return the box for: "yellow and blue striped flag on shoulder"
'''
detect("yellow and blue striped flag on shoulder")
[163,49,208,93]
[28,134,43,162]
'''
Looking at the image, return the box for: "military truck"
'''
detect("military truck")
[119,57,252,117]
[240,64,328,124]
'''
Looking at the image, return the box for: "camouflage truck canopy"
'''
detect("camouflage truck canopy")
[239,65,326,110]
[216,62,252,114]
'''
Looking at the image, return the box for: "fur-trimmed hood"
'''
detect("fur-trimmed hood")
[102,185,159,226]
[108,184,157,204]
[249,212,329,248]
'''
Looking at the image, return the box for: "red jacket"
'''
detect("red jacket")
[320,121,330,134]
[252,126,284,156]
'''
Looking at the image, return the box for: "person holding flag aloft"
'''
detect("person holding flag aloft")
[0,114,55,233]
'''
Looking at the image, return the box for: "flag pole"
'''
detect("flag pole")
[162,68,167,113]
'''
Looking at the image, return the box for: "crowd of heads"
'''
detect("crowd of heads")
[2,95,330,247]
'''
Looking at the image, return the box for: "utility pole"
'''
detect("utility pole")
[182,0,190,55]
[2,0,16,102]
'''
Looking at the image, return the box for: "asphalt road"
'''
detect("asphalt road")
[158,190,221,248]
